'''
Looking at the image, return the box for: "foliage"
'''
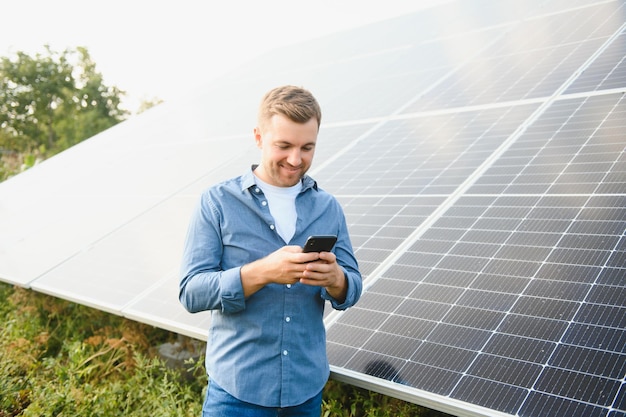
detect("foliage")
[136,96,164,114]
[0,46,128,181]
[0,283,447,416]
[323,380,449,417]
[0,284,203,417]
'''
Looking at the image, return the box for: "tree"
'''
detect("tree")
[0,46,128,157]
[137,96,164,114]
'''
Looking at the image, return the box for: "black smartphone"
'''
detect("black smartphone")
[303,235,337,253]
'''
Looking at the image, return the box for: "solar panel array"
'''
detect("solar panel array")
[0,1,624,416]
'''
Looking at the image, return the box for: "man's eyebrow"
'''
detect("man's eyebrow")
[276,140,316,146]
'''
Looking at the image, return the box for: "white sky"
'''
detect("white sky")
[1,0,447,113]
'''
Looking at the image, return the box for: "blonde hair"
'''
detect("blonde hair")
[257,85,322,131]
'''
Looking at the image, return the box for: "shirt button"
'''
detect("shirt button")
[270,224,275,230]
[254,187,260,193]
[283,350,288,356]
[261,201,267,206]
[285,317,291,322]
[286,284,291,289]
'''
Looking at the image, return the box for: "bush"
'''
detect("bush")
[0,283,445,416]
[0,284,204,416]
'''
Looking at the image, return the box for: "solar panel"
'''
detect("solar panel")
[0,1,624,416]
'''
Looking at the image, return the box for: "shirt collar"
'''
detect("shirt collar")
[242,165,318,192]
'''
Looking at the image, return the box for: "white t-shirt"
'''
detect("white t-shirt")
[254,175,301,243]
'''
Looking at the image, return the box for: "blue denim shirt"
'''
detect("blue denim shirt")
[179,167,362,407]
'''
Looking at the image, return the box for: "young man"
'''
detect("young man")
[179,85,362,416]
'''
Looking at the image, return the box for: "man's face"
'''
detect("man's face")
[254,114,318,187]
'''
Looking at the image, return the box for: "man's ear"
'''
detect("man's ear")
[253,127,263,148]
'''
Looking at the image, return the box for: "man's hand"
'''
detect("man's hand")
[300,251,348,303]
[240,246,319,297]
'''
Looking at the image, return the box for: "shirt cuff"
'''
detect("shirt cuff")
[220,267,246,313]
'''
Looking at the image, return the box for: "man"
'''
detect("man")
[179,85,362,416]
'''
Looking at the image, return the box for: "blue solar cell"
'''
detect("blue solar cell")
[452,376,527,414]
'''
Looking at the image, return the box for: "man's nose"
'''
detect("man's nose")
[287,149,302,166]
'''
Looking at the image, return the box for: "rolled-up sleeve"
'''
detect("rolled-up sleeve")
[321,266,362,310]
[179,192,246,314]
[320,206,362,310]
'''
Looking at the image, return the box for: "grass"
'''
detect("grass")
[0,282,448,416]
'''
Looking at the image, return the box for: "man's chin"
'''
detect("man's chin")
[278,171,304,186]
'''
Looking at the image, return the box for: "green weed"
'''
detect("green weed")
[0,283,446,416]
